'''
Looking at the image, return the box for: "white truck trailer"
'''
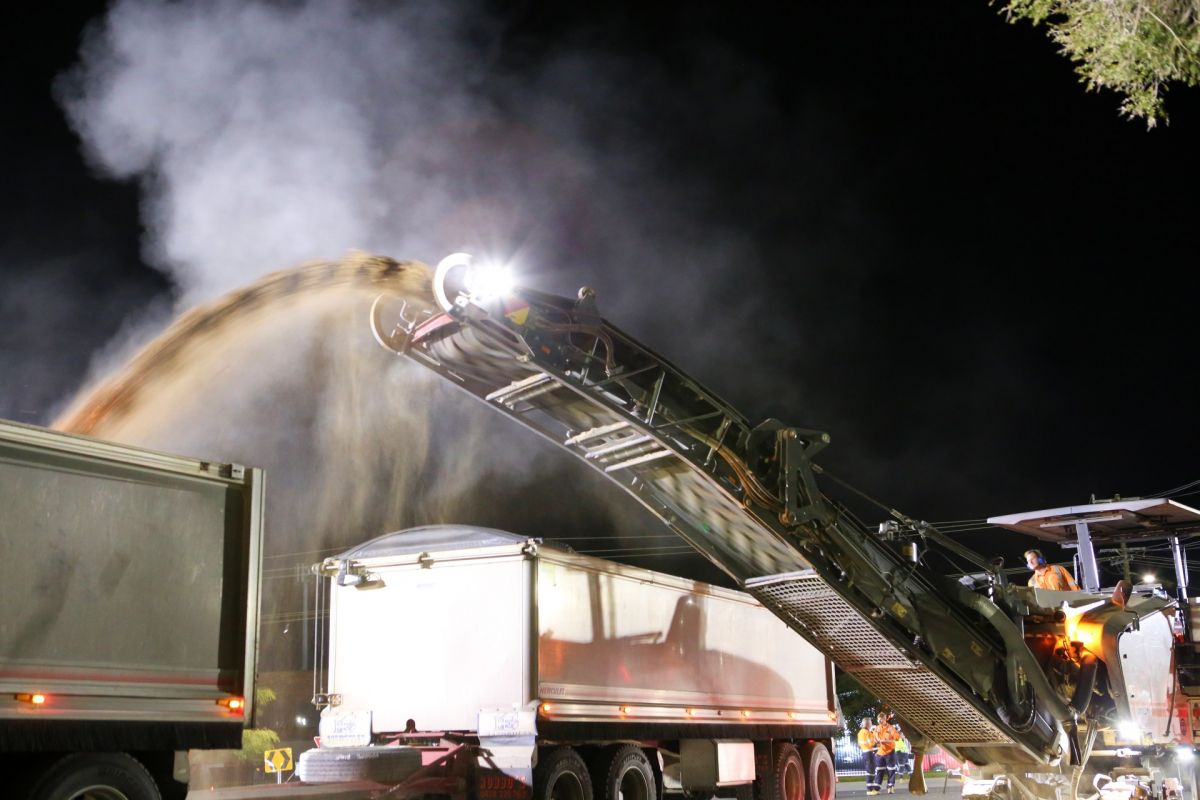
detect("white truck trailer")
[299,525,840,800]
[0,418,264,800]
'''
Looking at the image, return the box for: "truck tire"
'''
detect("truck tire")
[755,743,805,800]
[29,753,161,800]
[536,747,593,800]
[798,743,834,800]
[598,746,655,800]
[296,745,423,784]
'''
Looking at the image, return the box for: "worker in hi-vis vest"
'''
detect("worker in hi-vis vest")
[873,712,901,794]
[1024,549,1079,591]
[858,716,880,795]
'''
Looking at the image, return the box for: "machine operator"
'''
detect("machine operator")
[1024,548,1079,591]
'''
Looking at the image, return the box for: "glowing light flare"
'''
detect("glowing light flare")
[218,696,245,714]
[1062,600,1105,653]
[464,261,515,301]
[1143,573,1157,584]
[1176,747,1195,762]
[740,709,752,719]
[432,252,517,312]
[1118,720,1142,742]
[540,703,553,715]
[31,693,46,705]
[1064,617,1105,653]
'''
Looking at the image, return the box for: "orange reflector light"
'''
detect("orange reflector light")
[741,709,751,718]
[217,696,245,713]
[15,693,47,705]
[620,706,633,715]
[685,708,696,716]
[788,711,799,720]
[31,693,46,705]
[540,703,553,715]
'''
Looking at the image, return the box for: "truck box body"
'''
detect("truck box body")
[0,418,264,752]
[319,526,835,742]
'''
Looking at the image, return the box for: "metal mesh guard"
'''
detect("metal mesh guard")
[749,573,1014,747]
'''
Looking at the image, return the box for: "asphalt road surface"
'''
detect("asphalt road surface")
[837,777,965,798]
[188,781,966,800]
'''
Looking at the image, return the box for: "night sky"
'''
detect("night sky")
[2,0,1198,585]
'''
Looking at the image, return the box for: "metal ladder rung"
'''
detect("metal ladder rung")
[603,448,677,473]
[583,434,653,460]
[498,382,562,408]
[564,421,631,446]
[485,372,553,403]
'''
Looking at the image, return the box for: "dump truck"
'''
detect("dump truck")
[0,418,264,800]
[298,524,841,800]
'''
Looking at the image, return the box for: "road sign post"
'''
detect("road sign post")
[264,747,294,785]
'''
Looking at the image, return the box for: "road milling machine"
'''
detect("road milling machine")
[369,254,1200,800]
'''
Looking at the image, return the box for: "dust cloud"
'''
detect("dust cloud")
[53,254,681,685]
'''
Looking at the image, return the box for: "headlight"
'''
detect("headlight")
[433,252,516,312]
[1177,747,1195,762]
[464,260,514,301]
[1117,721,1142,742]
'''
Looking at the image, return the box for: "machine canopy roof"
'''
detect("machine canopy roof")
[987,499,1200,543]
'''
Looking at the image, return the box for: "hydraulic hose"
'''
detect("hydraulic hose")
[1070,652,1100,716]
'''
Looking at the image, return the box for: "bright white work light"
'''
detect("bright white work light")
[1118,720,1141,741]
[464,260,514,300]
[433,252,516,312]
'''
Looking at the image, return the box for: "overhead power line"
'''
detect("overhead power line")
[1149,476,1200,499]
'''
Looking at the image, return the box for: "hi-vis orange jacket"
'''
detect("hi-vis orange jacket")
[1029,564,1079,591]
[875,722,899,756]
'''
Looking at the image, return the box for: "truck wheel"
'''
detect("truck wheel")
[599,746,655,800]
[755,743,805,800]
[29,753,161,800]
[798,743,834,800]
[536,747,593,800]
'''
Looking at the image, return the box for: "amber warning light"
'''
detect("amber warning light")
[16,693,47,705]
[218,696,245,713]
